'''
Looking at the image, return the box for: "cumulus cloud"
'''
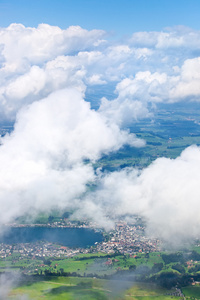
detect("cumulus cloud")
[108,71,171,105]
[170,57,200,100]
[0,23,105,70]
[0,57,86,120]
[1,23,200,246]
[98,74,160,126]
[0,24,106,120]
[99,96,150,127]
[0,88,143,226]
[130,26,200,50]
[1,24,200,121]
[84,145,200,245]
[110,55,200,108]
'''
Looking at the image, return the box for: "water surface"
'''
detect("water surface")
[0,227,103,248]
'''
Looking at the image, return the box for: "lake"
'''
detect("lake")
[0,227,104,248]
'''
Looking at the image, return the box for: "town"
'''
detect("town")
[0,220,161,260]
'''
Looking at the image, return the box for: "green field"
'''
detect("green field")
[8,277,183,300]
[94,102,200,171]
[4,246,200,299]
[1,249,200,277]
[182,285,200,298]
[0,251,165,276]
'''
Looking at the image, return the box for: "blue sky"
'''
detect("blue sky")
[0,0,200,35]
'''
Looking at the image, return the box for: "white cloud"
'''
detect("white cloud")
[0,24,107,120]
[115,72,168,103]
[0,23,105,70]
[1,24,200,122]
[110,55,200,107]
[87,74,107,85]
[0,60,86,120]
[86,145,200,245]
[130,26,200,50]
[170,57,200,100]
[0,88,143,226]
[1,23,200,245]
[99,96,150,127]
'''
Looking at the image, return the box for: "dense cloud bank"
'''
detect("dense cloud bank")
[84,145,200,245]
[0,24,200,244]
[1,24,200,121]
[0,88,142,225]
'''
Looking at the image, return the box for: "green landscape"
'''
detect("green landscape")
[1,102,200,299]
[2,246,200,298]
[8,277,184,300]
[95,102,200,171]
[1,3,200,299]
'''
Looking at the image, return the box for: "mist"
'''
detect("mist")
[0,272,30,300]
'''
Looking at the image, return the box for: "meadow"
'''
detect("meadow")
[182,285,200,298]
[8,276,183,300]
[1,249,199,276]
[95,102,200,171]
[4,102,200,299]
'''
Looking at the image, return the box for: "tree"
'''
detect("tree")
[152,263,163,273]
[129,265,136,271]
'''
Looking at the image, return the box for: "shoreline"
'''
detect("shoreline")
[2,223,104,233]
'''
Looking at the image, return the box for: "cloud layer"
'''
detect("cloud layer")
[0,88,143,226]
[1,24,200,122]
[84,145,200,245]
[0,23,200,245]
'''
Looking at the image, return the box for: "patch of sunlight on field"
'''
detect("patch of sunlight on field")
[8,277,110,300]
[122,284,182,300]
[8,277,184,300]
